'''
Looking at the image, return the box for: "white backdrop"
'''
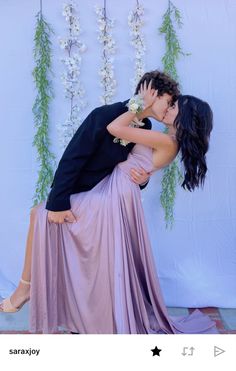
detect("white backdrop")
[0,0,235,307]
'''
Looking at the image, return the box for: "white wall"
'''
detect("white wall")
[0,0,235,307]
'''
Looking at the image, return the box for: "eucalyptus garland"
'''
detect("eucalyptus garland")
[159,0,189,229]
[31,6,56,208]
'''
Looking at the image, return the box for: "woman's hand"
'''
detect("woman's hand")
[139,80,158,110]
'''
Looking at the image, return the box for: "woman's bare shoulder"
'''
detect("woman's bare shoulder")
[160,133,179,152]
[153,135,179,169]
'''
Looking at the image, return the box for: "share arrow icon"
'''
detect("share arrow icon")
[214,346,226,357]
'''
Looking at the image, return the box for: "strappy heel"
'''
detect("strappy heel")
[0,278,31,313]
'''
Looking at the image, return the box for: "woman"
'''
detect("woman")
[0,81,216,334]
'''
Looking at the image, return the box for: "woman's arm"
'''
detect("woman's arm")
[107,80,172,150]
[107,110,172,150]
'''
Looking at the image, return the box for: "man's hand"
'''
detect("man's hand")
[47,210,77,224]
[130,167,152,185]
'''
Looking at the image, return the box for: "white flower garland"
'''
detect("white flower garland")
[128,1,146,94]
[57,1,87,149]
[95,3,116,104]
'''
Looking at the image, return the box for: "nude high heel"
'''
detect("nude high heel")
[0,278,31,313]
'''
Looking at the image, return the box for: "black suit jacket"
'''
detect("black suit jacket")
[46,99,152,211]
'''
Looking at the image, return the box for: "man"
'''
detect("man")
[46,70,179,224]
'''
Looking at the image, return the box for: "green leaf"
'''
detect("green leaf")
[159,1,190,228]
[32,9,56,206]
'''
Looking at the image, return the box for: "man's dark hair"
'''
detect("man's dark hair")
[135,70,180,103]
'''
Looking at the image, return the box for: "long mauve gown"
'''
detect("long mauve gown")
[29,144,218,334]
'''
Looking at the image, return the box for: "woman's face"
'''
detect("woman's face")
[150,93,173,121]
[162,100,179,125]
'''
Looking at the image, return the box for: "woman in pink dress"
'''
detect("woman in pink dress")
[0,80,217,334]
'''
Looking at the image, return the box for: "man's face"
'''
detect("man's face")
[150,93,173,121]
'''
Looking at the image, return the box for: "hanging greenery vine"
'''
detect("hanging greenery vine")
[57,1,87,150]
[128,0,146,94]
[159,0,189,229]
[95,0,116,104]
[31,1,56,207]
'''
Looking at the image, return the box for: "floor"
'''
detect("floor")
[0,300,235,334]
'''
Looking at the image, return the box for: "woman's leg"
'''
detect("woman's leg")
[0,205,39,309]
[21,205,39,282]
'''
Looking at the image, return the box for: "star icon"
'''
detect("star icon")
[151,346,162,357]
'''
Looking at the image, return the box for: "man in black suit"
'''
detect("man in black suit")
[46,70,179,224]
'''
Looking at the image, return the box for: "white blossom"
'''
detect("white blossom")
[128,1,146,94]
[95,5,116,104]
[57,2,87,150]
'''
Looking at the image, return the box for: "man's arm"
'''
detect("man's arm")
[130,168,151,190]
[46,103,128,212]
[139,178,150,190]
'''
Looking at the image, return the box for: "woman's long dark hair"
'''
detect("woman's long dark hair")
[174,95,213,192]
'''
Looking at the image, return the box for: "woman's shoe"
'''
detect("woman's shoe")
[0,278,31,313]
